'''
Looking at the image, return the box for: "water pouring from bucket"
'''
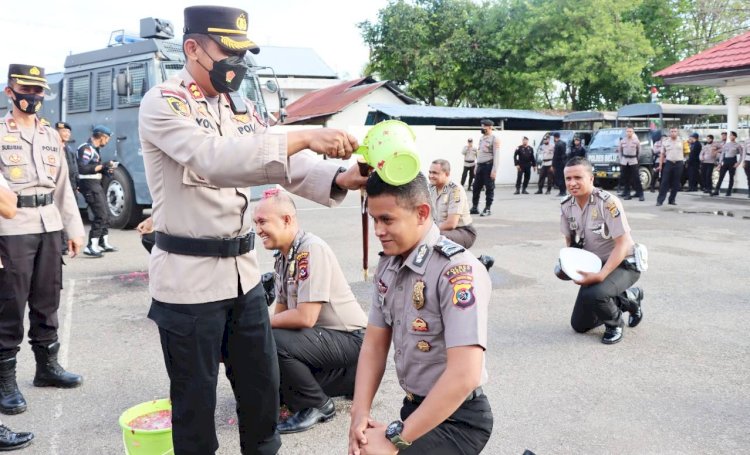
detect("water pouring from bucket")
[354,120,421,186]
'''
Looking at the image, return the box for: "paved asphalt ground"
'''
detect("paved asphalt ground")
[3,187,749,455]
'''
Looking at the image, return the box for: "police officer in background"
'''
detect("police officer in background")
[656,127,685,206]
[252,190,367,434]
[686,132,702,192]
[712,131,744,197]
[0,64,85,416]
[617,127,644,201]
[700,134,720,194]
[649,131,663,193]
[56,122,76,255]
[560,157,644,344]
[460,138,476,189]
[139,6,366,454]
[513,136,536,195]
[348,172,493,455]
[471,119,500,217]
[552,132,567,197]
[77,125,118,257]
[536,135,554,194]
[569,136,586,159]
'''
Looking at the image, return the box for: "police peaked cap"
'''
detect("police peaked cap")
[55,122,72,131]
[184,5,260,54]
[8,64,49,89]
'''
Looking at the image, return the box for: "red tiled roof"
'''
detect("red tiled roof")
[655,30,750,78]
[284,77,388,124]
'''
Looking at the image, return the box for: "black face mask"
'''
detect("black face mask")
[198,46,247,93]
[11,89,43,114]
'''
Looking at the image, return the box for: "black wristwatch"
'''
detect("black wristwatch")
[331,166,347,193]
[385,420,411,449]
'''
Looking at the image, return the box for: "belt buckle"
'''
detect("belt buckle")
[34,194,43,206]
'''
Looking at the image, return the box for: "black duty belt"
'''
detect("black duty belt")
[155,231,254,257]
[407,386,483,405]
[477,161,493,166]
[16,193,54,208]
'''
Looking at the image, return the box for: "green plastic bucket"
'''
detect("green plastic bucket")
[119,399,174,455]
[356,120,420,185]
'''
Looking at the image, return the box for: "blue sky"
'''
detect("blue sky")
[1,0,388,79]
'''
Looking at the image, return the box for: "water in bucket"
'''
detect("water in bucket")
[119,399,173,455]
[355,120,420,186]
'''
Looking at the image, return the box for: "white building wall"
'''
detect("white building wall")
[326,90,408,129]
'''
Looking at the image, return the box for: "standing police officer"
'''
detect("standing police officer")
[0,64,85,416]
[56,122,76,256]
[712,131,744,197]
[656,127,685,206]
[471,119,500,217]
[348,172,493,455]
[513,136,536,195]
[686,132,702,192]
[700,134,720,194]
[536,135,554,194]
[617,127,644,201]
[460,138,476,189]
[252,190,367,434]
[77,125,117,257]
[552,132,567,197]
[560,157,644,344]
[569,136,586,159]
[139,6,366,454]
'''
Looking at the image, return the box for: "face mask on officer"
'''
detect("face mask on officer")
[197,44,247,93]
[10,88,43,114]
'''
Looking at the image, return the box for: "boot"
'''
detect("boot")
[84,238,103,258]
[31,342,83,388]
[0,424,33,451]
[0,358,27,415]
[99,235,119,252]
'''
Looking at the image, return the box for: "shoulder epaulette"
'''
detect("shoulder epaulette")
[434,239,465,258]
[39,118,50,127]
[560,194,573,204]
[596,190,612,201]
[447,181,457,189]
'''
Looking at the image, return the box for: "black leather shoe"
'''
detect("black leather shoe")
[602,325,623,344]
[0,358,26,415]
[277,398,335,434]
[480,208,491,217]
[32,342,83,388]
[545,190,551,195]
[624,195,632,200]
[522,189,529,194]
[513,189,520,195]
[534,190,543,194]
[628,288,644,328]
[668,201,677,206]
[0,424,33,451]
[638,195,645,201]
[469,207,479,215]
[655,202,663,206]
[478,255,494,271]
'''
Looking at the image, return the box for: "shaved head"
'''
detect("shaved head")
[253,189,299,252]
[255,188,297,217]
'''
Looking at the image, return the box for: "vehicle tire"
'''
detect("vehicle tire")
[103,167,143,229]
[638,166,652,190]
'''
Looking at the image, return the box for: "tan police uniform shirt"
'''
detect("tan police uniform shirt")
[0,173,7,268]
[618,135,640,166]
[560,189,634,263]
[369,224,490,397]
[462,145,477,166]
[0,114,84,238]
[700,142,720,164]
[720,141,743,161]
[139,69,347,304]
[429,182,472,228]
[274,230,367,332]
[662,137,684,162]
[477,133,501,174]
[540,142,554,166]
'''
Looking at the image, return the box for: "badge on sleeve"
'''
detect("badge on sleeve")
[416,340,431,352]
[412,280,425,310]
[296,251,309,281]
[166,96,190,117]
[412,318,428,332]
[452,186,461,203]
[606,200,620,218]
[452,283,476,309]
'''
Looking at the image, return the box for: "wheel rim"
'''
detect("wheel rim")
[639,168,650,187]
[107,181,125,217]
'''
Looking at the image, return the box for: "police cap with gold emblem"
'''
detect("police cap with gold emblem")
[183,6,260,54]
[7,64,49,89]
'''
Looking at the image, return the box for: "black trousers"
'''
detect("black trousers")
[515,165,531,190]
[538,165,553,192]
[440,225,477,249]
[79,179,110,239]
[715,158,737,194]
[472,162,495,209]
[570,263,640,332]
[274,327,362,412]
[399,394,493,455]
[745,162,750,193]
[553,164,566,194]
[700,163,714,193]
[650,155,661,191]
[687,160,701,190]
[621,163,644,196]
[0,233,62,353]
[148,283,281,455]
[461,165,475,188]
[656,161,683,204]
